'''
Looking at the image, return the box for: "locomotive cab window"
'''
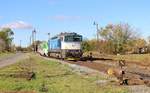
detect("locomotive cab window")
[65,35,82,42]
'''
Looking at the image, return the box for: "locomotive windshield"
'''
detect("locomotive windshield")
[65,35,82,42]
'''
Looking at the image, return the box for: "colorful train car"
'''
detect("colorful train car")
[37,41,48,56]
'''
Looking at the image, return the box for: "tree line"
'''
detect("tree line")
[82,23,150,55]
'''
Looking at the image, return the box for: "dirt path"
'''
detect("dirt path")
[0,53,29,68]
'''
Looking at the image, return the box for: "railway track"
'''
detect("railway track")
[42,55,150,86]
[68,59,150,79]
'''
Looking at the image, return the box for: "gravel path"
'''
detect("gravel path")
[0,53,29,68]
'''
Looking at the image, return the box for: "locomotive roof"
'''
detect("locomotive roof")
[51,32,80,39]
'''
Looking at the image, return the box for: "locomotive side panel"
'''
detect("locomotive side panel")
[48,38,62,58]
[49,38,61,52]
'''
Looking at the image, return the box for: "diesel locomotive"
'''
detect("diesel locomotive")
[48,32,83,59]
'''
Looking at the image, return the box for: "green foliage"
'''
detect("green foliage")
[98,40,114,54]
[0,28,14,52]
[100,23,138,54]
[81,40,92,52]
[82,39,100,53]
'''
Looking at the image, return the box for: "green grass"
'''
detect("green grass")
[0,52,14,58]
[0,55,128,93]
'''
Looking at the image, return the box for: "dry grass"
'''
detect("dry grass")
[85,52,150,65]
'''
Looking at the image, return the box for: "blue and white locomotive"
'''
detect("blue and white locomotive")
[48,32,83,59]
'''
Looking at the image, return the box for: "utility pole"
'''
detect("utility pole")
[93,21,99,42]
[30,35,32,46]
[32,30,34,51]
[32,29,36,52]
[20,40,22,48]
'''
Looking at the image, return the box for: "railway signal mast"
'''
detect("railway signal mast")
[93,21,100,51]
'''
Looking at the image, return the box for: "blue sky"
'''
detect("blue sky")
[0,0,150,47]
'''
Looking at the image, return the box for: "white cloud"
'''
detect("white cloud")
[0,21,33,30]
